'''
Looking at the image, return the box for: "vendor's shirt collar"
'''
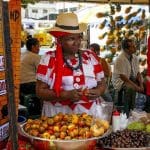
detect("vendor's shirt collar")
[123,51,132,61]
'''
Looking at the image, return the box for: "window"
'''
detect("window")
[69,7,77,12]
[49,14,58,20]
[43,9,48,13]
[59,8,68,13]
[32,9,38,13]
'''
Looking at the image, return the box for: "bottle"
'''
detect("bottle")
[112,110,120,132]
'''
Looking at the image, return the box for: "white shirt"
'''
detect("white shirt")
[112,51,139,90]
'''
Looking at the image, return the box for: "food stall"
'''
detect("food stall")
[0,0,21,149]
[0,0,150,150]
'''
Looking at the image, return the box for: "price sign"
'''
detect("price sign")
[0,56,4,71]
[0,79,6,95]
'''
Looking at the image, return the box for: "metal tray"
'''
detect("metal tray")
[103,147,150,150]
[20,123,112,150]
[98,132,150,150]
[20,123,112,142]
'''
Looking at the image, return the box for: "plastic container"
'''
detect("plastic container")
[18,116,27,124]
[135,93,146,111]
[112,110,120,132]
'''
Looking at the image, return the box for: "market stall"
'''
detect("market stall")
[0,0,150,150]
[0,0,21,149]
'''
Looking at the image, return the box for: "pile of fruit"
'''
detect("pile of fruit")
[97,113,150,149]
[23,113,110,140]
[127,114,150,133]
[127,121,150,133]
[97,129,149,148]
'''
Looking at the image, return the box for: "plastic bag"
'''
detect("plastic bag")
[120,113,128,130]
[135,92,146,111]
[95,98,113,123]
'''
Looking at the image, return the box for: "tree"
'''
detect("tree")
[21,0,40,8]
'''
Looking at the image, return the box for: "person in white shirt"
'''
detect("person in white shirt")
[112,38,144,116]
[20,37,41,115]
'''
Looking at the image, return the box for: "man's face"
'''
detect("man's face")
[94,49,100,56]
[59,33,82,55]
[126,41,136,55]
[32,42,40,54]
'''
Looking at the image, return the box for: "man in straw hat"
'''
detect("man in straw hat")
[36,12,106,117]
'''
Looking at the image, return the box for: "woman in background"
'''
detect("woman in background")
[20,37,41,116]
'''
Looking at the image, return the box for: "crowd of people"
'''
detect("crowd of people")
[20,12,150,119]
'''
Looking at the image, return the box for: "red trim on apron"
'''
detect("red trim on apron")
[80,102,93,109]
[70,103,76,110]
[70,101,93,110]
[81,95,89,102]
[51,99,72,105]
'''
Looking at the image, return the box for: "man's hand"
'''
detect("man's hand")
[135,85,144,93]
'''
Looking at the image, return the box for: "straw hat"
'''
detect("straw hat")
[49,13,86,36]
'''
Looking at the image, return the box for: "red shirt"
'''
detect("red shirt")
[146,36,150,95]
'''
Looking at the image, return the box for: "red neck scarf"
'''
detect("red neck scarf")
[53,43,64,97]
[51,31,70,97]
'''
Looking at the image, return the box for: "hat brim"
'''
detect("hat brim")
[49,23,87,37]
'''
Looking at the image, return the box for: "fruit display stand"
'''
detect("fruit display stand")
[97,111,150,150]
[18,112,150,150]
[18,113,111,150]
[97,130,150,150]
